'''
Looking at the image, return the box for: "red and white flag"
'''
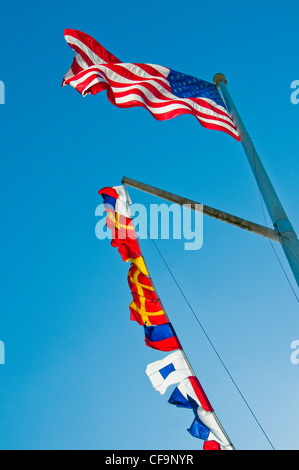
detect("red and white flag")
[62,29,239,140]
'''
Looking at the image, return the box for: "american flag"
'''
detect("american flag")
[62,29,240,140]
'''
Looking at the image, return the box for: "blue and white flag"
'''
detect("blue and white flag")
[146,350,192,395]
[169,377,233,450]
[188,411,233,449]
[168,376,212,411]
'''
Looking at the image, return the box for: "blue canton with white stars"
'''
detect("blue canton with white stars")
[167,69,226,109]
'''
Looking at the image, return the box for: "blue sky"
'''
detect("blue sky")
[0,0,299,450]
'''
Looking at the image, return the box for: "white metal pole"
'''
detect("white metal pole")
[213,73,299,288]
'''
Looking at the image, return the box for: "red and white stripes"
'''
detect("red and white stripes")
[62,29,240,140]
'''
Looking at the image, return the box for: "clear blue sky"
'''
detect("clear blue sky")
[1,0,299,450]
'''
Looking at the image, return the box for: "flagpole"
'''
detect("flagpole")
[122,176,280,242]
[213,73,299,288]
